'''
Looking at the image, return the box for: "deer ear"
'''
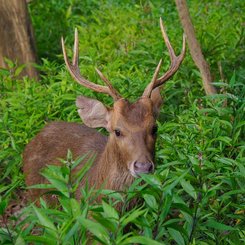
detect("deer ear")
[150,87,163,118]
[76,96,110,129]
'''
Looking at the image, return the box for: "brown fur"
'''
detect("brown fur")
[23,96,161,203]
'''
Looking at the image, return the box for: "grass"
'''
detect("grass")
[0,0,244,244]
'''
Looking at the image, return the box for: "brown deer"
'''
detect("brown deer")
[23,18,185,202]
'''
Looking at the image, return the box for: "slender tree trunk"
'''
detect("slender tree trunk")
[175,0,216,95]
[0,0,38,79]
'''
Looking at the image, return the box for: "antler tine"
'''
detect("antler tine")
[156,17,186,87]
[95,68,121,100]
[142,59,162,97]
[61,29,121,101]
[142,17,186,97]
[72,28,79,66]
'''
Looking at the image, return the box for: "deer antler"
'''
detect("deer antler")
[61,28,122,101]
[142,17,186,97]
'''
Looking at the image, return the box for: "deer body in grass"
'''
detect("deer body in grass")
[23,18,185,202]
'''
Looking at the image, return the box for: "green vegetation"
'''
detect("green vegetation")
[0,0,244,244]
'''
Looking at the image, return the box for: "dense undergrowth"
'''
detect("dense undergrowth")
[0,0,244,244]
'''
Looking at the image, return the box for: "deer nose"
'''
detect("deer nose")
[134,161,154,174]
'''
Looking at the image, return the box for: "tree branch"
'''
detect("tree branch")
[175,0,217,95]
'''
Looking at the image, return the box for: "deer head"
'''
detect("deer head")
[61,18,186,177]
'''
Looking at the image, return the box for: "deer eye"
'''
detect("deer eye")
[114,129,121,137]
[152,125,158,136]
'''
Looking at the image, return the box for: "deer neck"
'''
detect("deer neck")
[88,137,134,191]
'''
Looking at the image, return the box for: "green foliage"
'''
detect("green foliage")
[0,0,244,244]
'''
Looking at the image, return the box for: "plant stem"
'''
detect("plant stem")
[188,201,199,243]
[2,214,14,243]
[153,192,165,240]
[188,152,203,243]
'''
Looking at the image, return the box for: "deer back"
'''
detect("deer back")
[23,122,107,201]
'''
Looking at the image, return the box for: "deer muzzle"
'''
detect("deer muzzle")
[133,161,154,176]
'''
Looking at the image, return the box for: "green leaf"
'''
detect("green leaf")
[78,217,109,244]
[33,206,57,234]
[215,157,236,166]
[65,5,72,19]
[14,64,26,77]
[100,189,124,202]
[180,179,197,200]
[25,235,57,245]
[163,169,189,194]
[40,197,48,209]
[220,189,245,199]
[237,163,245,176]
[0,67,10,75]
[102,200,119,220]
[73,155,95,190]
[121,236,164,245]
[172,203,192,216]
[121,208,146,226]
[27,184,54,189]
[15,235,25,245]
[229,72,236,87]
[41,169,69,197]
[160,194,172,221]
[168,228,185,245]
[70,198,81,217]
[211,136,232,145]
[235,120,245,130]
[93,214,117,233]
[0,199,8,215]
[3,57,15,68]
[62,220,85,243]
[143,194,157,210]
[140,174,162,189]
[206,219,237,231]
[71,153,91,170]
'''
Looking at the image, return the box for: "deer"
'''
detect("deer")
[23,18,185,204]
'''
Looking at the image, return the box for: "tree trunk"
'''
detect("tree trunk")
[175,0,216,95]
[0,0,38,79]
